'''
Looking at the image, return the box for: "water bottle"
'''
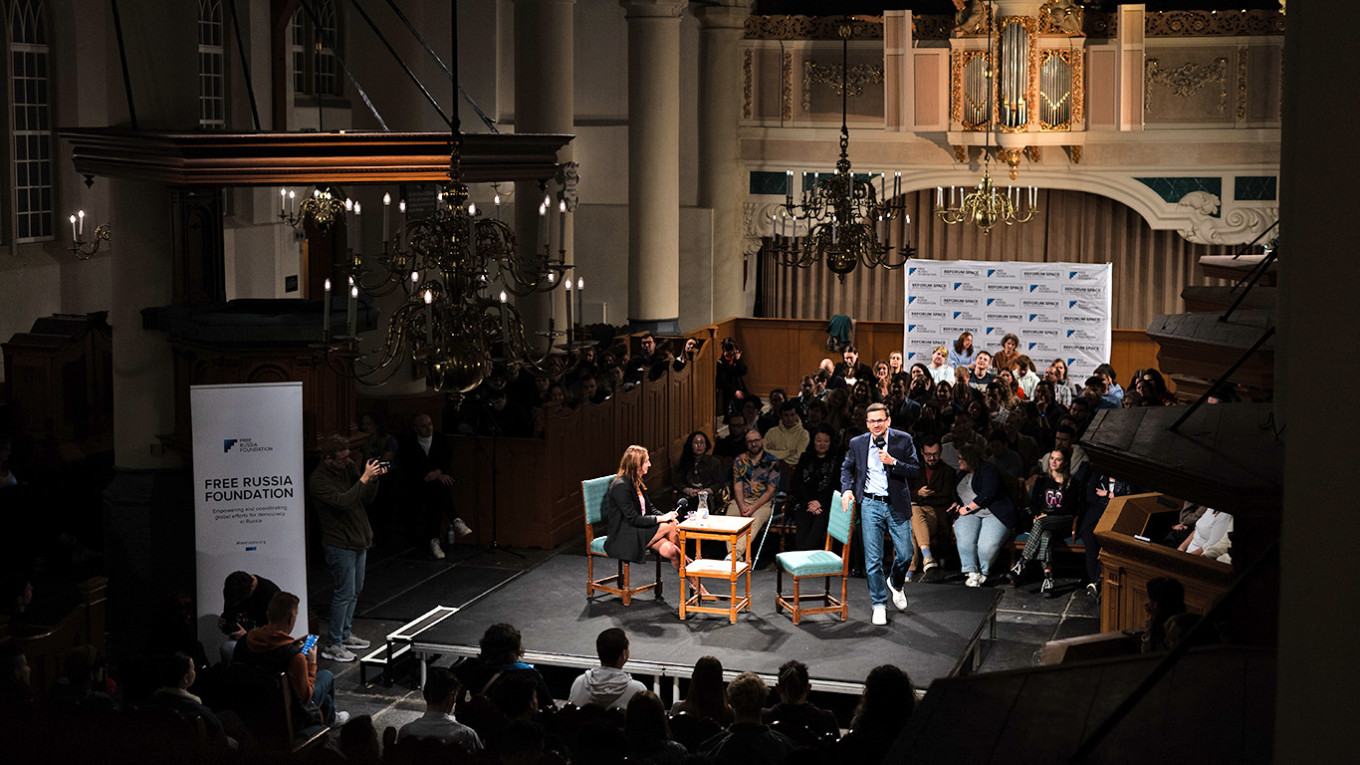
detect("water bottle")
[698,492,709,525]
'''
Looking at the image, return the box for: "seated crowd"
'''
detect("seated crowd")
[698,331,1233,597]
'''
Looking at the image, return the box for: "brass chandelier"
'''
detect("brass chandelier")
[320,2,576,394]
[769,20,910,282]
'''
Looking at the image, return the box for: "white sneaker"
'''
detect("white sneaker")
[321,644,356,663]
[965,572,982,588]
[341,635,370,649]
[331,710,350,728]
[886,578,908,611]
[871,605,888,626]
[453,518,473,537]
[430,538,446,559]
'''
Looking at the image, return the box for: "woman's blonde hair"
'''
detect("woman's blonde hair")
[615,444,650,490]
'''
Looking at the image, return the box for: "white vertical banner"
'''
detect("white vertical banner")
[192,382,309,659]
[904,259,1113,380]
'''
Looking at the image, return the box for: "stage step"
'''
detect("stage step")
[359,605,460,688]
[1198,253,1276,285]
[1180,285,1276,313]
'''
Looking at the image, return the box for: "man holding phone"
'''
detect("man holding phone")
[233,591,347,727]
[310,435,386,663]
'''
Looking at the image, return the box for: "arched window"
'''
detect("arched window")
[198,0,226,129]
[9,0,51,241]
[290,0,341,99]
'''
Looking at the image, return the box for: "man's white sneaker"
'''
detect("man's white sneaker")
[871,605,888,626]
[453,518,473,537]
[965,572,982,588]
[886,578,908,611]
[331,710,350,728]
[430,538,446,560]
[321,644,356,663]
[341,635,370,650]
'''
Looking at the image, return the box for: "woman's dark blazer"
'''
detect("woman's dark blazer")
[603,477,660,563]
[954,461,1016,528]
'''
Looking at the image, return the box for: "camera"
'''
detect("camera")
[377,460,392,470]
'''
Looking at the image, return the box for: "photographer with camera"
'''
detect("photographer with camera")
[400,413,473,561]
[309,435,387,663]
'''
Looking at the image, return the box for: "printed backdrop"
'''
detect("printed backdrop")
[903,259,1113,380]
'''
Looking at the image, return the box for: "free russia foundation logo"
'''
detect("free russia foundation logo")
[224,437,274,454]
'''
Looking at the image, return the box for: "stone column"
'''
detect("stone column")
[696,1,749,325]
[514,0,575,344]
[621,0,686,334]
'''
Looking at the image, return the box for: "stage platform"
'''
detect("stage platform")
[398,553,1001,697]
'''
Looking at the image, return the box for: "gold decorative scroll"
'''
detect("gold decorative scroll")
[802,61,884,112]
[1145,9,1285,37]
[782,50,793,122]
[1236,46,1248,123]
[1144,57,1228,113]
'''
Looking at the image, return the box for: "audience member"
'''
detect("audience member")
[835,664,915,762]
[726,429,781,562]
[457,623,556,724]
[793,376,818,421]
[1046,359,1077,406]
[764,401,810,470]
[217,570,280,664]
[338,714,382,765]
[984,429,1024,480]
[47,644,116,714]
[1082,474,1138,596]
[756,389,786,434]
[141,652,234,748]
[1094,363,1124,405]
[357,411,398,465]
[698,672,795,765]
[992,333,1021,371]
[1179,507,1233,558]
[673,431,726,517]
[400,413,473,561]
[396,666,482,750]
[625,690,688,765]
[967,350,997,392]
[577,374,608,406]
[951,445,1016,587]
[1141,577,1187,653]
[627,333,658,383]
[716,337,748,415]
[714,413,750,462]
[670,656,734,727]
[568,627,647,710]
[948,331,977,370]
[787,426,842,551]
[907,436,954,582]
[831,346,873,389]
[762,660,838,740]
[1013,354,1041,398]
[1008,447,1085,598]
[872,360,892,400]
[941,412,985,470]
[309,435,385,663]
[928,345,955,385]
[233,591,346,727]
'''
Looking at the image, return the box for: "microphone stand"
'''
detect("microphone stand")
[473,398,525,560]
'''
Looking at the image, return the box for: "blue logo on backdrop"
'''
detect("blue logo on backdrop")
[909,267,917,274]
[1070,271,1079,279]
[954,283,964,290]
[988,269,997,277]
[1029,314,1039,321]
[1068,330,1076,337]
[245,546,257,552]
[1068,358,1077,365]
[1030,284,1040,292]
[909,296,918,303]
[986,327,999,335]
[988,298,996,305]
[907,352,917,359]
[1069,300,1080,308]
[224,439,238,453]
[909,325,918,331]
[1029,342,1038,350]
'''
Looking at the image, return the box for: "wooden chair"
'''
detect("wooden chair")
[774,499,856,624]
[582,475,663,605]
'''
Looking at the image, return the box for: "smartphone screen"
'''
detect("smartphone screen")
[300,634,318,655]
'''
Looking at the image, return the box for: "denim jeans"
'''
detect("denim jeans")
[312,668,337,724]
[860,498,913,607]
[323,544,366,646]
[953,512,1008,575]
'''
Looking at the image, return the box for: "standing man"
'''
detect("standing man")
[400,413,473,560]
[309,435,386,663]
[841,403,921,625]
[726,429,781,562]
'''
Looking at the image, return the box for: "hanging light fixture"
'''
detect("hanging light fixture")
[934,1,1040,235]
[279,186,348,232]
[768,19,910,282]
[324,1,575,394]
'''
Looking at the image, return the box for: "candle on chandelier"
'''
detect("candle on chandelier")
[382,193,391,242]
[69,213,77,241]
[494,192,502,220]
[289,190,297,216]
[77,210,85,237]
[950,186,957,206]
[785,170,793,205]
[354,202,362,245]
[894,171,902,201]
[322,278,332,335]
[538,203,548,253]
[499,291,510,344]
[558,199,567,249]
[347,280,358,337]
[423,290,434,346]
[468,204,477,260]
[548,272,556,335]
[398,200,407,244]
[1030,186,1037,207]
[279,188,287,217]
[936,186,943,208]
[576,277,584,330]
[564,278,574,343]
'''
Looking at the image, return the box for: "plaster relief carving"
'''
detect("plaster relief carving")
[1145,57,1228,113]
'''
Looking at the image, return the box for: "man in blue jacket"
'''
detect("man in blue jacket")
[841,403,921,625]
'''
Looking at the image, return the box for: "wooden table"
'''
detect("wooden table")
[677,515,754,623]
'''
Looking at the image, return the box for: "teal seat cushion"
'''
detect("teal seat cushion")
[777,550,844,577]
[590,536,609,555]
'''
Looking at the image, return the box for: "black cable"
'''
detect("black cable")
[224,0,261,130]
[381,0,498,133]
[342,0,452,129]
[296,0,388,129]
[109,0,137,129]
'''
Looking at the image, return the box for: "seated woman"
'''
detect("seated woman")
[788,426,842,551]
[950,444,1015,587]
[991,333,1021,372]
[872,360,892,401]
[672,431,726,518]
[605,445,702,596]
[1008,447,1084,597]
[948,331,977,371]
[670,655,735,727]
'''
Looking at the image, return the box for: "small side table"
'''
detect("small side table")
[677,515,754,623]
